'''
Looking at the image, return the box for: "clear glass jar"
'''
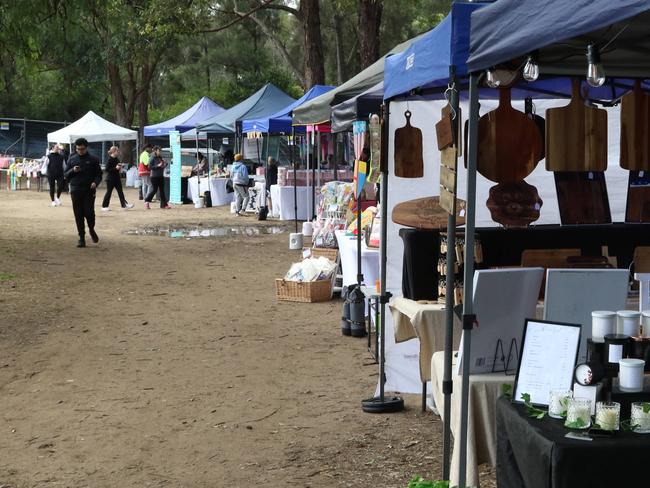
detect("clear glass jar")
[595,401,620,430]
[565,397,592,429]
[631,402,650,433]
[548,389,573,419]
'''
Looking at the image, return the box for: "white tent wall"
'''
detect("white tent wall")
[383,99,629,394]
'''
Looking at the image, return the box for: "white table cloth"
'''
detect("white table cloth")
[187,177,234,206]
[270,184,315,221]
[335,230,380,288]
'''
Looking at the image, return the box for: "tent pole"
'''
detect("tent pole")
[292,129,297,234]
[442,68,459,481]
[458,72,479,488]
[361,102,403,414]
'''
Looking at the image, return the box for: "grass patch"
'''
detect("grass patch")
[0,272,16,281]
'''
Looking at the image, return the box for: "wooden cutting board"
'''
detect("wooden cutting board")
[394,110,424,178]
[392,196,465,230]
[485,181,542,227]
[546,79,608,171]
[620,80,650,171]
[473,87,542,184]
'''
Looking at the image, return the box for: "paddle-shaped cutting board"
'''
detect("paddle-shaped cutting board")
[546,79,608,172]
[620,80,650,171]
[392,196,465,230]
[394,110,424,178]
[473,87,542,184]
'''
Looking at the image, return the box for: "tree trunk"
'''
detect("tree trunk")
[358,0,383,69]
[333,10,345,84]
[299,0,325,88]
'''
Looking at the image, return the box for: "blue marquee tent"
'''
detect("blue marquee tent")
[143,96,225,136]
[241,85,334,134]
[184,83,295,138]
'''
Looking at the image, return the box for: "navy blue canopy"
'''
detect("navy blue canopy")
[188,84,295,137]
[144,97,224,136]
[241,85,334,134]
[468,0,650,75]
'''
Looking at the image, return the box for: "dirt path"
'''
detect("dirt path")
[0,188,495,488]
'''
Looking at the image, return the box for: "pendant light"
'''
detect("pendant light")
[523,53,539,82]
[586,44,606,87]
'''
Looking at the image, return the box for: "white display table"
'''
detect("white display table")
[334,230,380,288]
[270,184,315,221]
[187,177,234,206]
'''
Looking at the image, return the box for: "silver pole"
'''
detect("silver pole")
[458,72,479,488]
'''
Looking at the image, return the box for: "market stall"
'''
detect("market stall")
[144,97,225,137]
[47,111,137,146]
[186,176,233,206]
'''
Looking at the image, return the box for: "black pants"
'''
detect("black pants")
[48,175,64,201]
[102,175,127,208]
[145,176,167,207]
[71,189,96,239]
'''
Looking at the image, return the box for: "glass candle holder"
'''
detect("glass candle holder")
[565,397,592,429]
[631,402,650,433]
[595,401,620,430]
[548,389,573,419]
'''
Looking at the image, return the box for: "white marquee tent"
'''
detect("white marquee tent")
[47,111,137,144]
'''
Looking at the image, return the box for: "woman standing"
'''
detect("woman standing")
[46,144,65,206]
[101,146,133,211]
[144,146,170,209]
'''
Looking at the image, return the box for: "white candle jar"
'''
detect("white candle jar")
[592,311,616,342]
[631,402,650,433]
[548,389,573,419]
[565,397,592,429]
[619,358,645,392]
[617,310,641,337]
[595,401,620,430]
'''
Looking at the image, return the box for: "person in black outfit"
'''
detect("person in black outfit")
[265,156,278,211]
[101,145,133,211]
[144,146,170,209]
[46,144,66,206]
[64,138,102,247]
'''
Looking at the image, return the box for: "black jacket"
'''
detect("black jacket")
[105,156,122,179]
[47,152,65,177]
[64,152,102,192]
[149,155,166,178]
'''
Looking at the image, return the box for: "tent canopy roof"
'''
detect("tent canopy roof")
[292,35,420,126]
[467,0,650,76]
[143,97,225,136]
[331,82,383,133]
[188,83,294,137]
[241,85,334,134]
[47,111,137,144]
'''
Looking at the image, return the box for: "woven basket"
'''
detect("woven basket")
[307,247,339,262]
[275,278,332,303]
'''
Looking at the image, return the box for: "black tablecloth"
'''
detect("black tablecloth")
[399,228,439,301]
[496,397,650,488]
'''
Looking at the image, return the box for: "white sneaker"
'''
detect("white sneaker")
[55,197,61,206]
[50,201,57,207]
[101,207,111,212]
[124,203,134,210]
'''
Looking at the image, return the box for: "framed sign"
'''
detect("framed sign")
[513,319,581,407]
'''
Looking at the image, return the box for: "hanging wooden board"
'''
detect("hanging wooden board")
[394,110,424,178]
[440,146,458,214]
[620,80,650,171]
[486,180,543,227]
[470,87,542,183]
[546,79,608,172]
[392,196,465,230]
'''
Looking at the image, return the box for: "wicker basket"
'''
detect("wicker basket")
[306,247,339,262]
[275,278,332,303]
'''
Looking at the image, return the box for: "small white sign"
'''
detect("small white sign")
[406,53,415,70]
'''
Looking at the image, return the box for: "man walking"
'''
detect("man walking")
[138,143,153,200]
[46,144,65,206]
[231,153,249,215]
[64,138,102,248]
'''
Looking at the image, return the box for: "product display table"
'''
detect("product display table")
[496,397,649,488]
[334,230,380,288]
[270,184,314,221]
[187,176,234,206]
[431,351,514,488]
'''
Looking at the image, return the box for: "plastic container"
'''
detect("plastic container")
[617,310,641,337]
[592,311,616,342]
[289,233,303,250]
[302,221,314,237]
[230,202,237,214]
[619,358,645,392]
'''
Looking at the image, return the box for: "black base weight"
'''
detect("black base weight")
[361,395,404,413]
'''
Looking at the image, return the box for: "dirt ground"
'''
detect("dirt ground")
[0,186,496,488]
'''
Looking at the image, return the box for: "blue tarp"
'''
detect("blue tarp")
[144,97,225,136]
[467,0,650,73]
[188,84,295,137]
[241,85,334,134]
[383,1,489,100]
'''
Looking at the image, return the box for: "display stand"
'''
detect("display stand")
[491,338,519,374]
[362,103,404,414]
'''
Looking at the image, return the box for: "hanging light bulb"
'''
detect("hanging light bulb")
[523,53,539,82]
[586,44,606,87]
[485,69,501,88]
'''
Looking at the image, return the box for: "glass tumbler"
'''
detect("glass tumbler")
[631,402,650,433]
[548,389,573,419]
[565,397,592,429]
[595,401,620,430]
